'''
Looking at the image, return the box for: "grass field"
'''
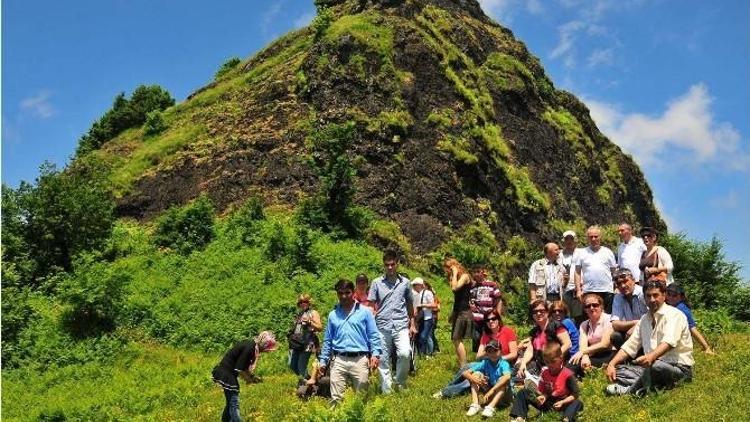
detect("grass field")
[3,323,748,421]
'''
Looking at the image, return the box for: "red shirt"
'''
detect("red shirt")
[539,366,577,400]
[353,291,373,309]
[479,325,517,356]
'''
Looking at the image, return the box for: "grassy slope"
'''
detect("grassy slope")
[3,328,748,420]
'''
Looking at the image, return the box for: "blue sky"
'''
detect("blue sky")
[2,0,748,279]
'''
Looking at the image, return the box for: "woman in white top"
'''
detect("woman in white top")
[639,227,674,285]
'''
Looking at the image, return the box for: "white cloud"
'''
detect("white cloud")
[587,47,614,67]
[550,20,585,65]
[526,0,544,14]
[20,90,56,119]
[261,0,285,35]
[710,191,739,210]
[585,83,750,171]
[293,12,315,29]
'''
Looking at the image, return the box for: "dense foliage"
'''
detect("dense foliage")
[76,84,174,155]
[153,194,216,255]
[215,56,242,80]
[1,160,115,285]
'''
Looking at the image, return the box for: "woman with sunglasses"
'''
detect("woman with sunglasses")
[569,293,615,375]
[517,300,572,379]
[549,301,580,357]
[287,294,322,379]
[639,227,674,285]
[476,311,518,364]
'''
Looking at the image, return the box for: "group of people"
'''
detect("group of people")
[211,224,714,421]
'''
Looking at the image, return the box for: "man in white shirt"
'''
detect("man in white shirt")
[560,230,583,322]
[616,224,647,283]
[605,280,694,397]
[575,226,617,313]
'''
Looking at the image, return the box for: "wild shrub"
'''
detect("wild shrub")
[312,6,334,40]
[290,226,317,273]
[153,194,215,255]
[142,110,167,136]
[265,222,288,261]
[661,233,745,317]
[215,56,241,80]
[59,256,130,337]
[298,121,370,239]
[226,196,266,245]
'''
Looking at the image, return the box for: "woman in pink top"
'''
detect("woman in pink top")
[569,293,615,374]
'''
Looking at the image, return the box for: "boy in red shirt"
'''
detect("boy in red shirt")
[510,342,583,422]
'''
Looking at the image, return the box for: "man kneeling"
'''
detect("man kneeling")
[605,280,693,396]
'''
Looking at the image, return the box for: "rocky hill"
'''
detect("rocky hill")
[96,0,663,252]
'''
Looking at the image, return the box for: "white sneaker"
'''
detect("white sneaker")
[606,383,631,395]
[510,417,526,422]
[481,406,496,418]
[431,391,443,399]
[466,404,482,416]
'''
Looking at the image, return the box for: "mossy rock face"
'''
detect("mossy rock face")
[103,0,663,252]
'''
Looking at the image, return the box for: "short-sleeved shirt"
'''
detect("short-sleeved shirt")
[560,249,583,292]
[415,289,435,320]
[611,285,648,322]
[675,301,697,329]
[576,246,616,293]
[539,367,579,400]
[368,274,413,331]
[479,325,517,356]
[617,237,647,282]
[580,313,613,346]
[468,358,511,387]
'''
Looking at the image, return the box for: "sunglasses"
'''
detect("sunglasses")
[584,303,601,309]
[532,309,548,315]
[551,309,565,314]
[486,317,500,322]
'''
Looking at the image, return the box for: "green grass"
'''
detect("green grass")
[324,13,394,60]
[4,329,748,420]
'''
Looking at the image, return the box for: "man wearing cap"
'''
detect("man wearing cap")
[411,278,436,356]
[616,224,647,283]
[528,243,566,303]
[575,225,617,313]
[605,280,693,397]
[610,268,648,349]
[560,230,583,322]
[318,279,382,402]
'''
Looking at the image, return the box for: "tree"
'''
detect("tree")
[77,85,175,155]
[153,194,216,255]
[2,160,115,287]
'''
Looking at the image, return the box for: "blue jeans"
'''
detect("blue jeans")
[418,318,435,355]
[441,366,472,397]
[222,389,241,422]
[289,349,312,378]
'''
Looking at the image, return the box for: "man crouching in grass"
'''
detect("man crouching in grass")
[433,340,511,418]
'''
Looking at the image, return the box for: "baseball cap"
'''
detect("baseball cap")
[562,230,577,239]
[485,340,501,351]
[411,277,425,286]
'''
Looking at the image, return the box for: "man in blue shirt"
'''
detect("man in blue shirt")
[319,279,382,402]
[368,249,417,393]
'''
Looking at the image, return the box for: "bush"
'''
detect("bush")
[661,233,745,317]
[143,110,167,136]
[290,227,317,273]
[226,196,266,245]
[265,222,288,261]
[153,195,215,255]
[215,56,241,80]
[77,85,174,154]
[312,6,334,40]
[59,256,131,337]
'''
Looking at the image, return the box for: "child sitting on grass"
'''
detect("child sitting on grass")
[510,342,583,422]
[432,340,511,418]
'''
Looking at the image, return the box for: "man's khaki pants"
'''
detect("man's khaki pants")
[329,355,370,401]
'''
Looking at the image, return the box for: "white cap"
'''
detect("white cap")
[562,230,577,239]
[411,277,425,285]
